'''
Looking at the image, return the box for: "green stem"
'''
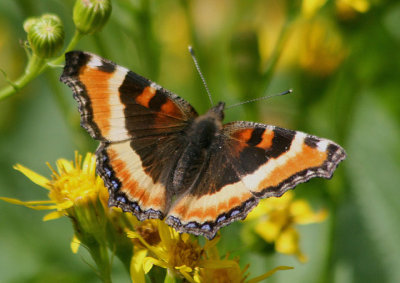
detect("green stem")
[90,242,113,283]
[0,29,83,102]
[0,54,45,101]
[163,270,176,283]
[51,30,84,65]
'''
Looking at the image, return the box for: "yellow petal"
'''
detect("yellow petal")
[179,268,196,283]
[56,158,74,173]
[247,266,294,283]
[275,227,299,255]
[126,230,139,239]
[130,249,147,283]
[13,164,51,189]
[158,220,174,244]
[143,257,168,273]
[246,199,269,219]
[43,210,64,221]
[255,220,281,242]
[302,0,328,18]
[197,259,239,269]
[275,227,307,262]
[193,272,201,283]
[0,197,57,210]
[337,0,370,13]
[290,200,328,224]
[181,233,190,243]
[176,265,192,273]
[70,234,81,254]
[82,152,96,175]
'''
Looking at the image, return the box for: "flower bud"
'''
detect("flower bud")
[73,0,112,35]
[23,17,38,33]
[25,14,65,58]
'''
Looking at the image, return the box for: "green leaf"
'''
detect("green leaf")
[347,92,400,282]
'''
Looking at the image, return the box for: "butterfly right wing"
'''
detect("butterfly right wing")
[166,120,346,239]
[223,121,346,198]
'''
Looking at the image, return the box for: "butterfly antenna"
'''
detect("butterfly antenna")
[225,89,293,109]
[188,46,214,106]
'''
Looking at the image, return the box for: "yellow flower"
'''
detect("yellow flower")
[1,152,107,220]
[301,0,328,18]
[0,152,114,248]
[246,191,327,262]
[297,18,347,77]
[0,152,118,281]
[127,219,239,283]
[128,219,162,283]
[197,244,293,283]
[336,0,370,19]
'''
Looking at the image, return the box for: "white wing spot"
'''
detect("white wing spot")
[150,82,161,90]
[317,140,329,152]
[88,56,104,68]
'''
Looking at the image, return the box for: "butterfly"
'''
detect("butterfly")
[60,51,346,239]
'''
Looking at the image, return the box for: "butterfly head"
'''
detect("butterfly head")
[208,101,225,122]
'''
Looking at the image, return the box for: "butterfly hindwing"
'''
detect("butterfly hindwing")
[166,133,259,238]
[97,137,184,220]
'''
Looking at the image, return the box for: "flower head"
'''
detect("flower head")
[1,152,106,220]
[24,14,65,58]
[73,0,112,35]
[127,220,238,282]
[197,245,293,283]
[246,191,327,262]
[0,152,123,281]
[0,152,132,257]
[301,0,328,18]
[298,19,347,76]
[336,0,370,19]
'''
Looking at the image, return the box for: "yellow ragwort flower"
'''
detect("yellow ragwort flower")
[127,219,239,283]
[298,19,347,76]
[1,151,107,220]
[246,191,327,262]
[197,244,293,283]
[336,0,370,19]
[1,152,138,281]
[0,152,115,254]
[301,0,328,18]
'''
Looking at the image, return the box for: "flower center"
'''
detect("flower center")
[169,240,202,268]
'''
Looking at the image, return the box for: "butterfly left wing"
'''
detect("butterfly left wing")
[60,51,198,221]
[166,121,346,239]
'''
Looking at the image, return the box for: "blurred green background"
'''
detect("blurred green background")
[1,0,400,282]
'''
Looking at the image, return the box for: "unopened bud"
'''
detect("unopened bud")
[25,14,65,58]
[73,0,112,35]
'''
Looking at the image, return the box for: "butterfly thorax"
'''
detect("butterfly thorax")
[170,102,225,195]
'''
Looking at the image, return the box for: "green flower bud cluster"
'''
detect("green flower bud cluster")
[24,14,65,59]
[73,0,112,35]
